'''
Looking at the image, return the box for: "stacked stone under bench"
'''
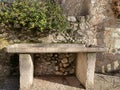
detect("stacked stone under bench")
[5,44,106,90]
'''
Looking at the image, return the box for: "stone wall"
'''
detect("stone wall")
[96,22,120,74]
[92,0,120,74]
[34,53,76,75]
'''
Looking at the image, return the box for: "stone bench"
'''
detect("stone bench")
[5,44,106,90]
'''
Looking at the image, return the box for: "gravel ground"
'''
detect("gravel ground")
[1,74,120,90]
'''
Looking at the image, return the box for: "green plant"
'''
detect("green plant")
[0,0,68,33]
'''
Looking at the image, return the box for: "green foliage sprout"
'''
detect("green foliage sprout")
[0,0,68,32]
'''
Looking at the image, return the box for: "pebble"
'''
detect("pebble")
[60,68,65,72]
[63,63,69,68]
[67,16,77,22]
[55,66,59,71]
[73,23,78,30]
[55,71,63,75]
[61,58,68,64]
[64,72,68,75]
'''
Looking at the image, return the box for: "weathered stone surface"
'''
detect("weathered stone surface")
[61,0,90,16]
[5,44,106,53]
[96,24,120,74]
[96,53,120,73]
[104,24,120,53]
[76,53,96,89]
[19,54,33,90]
[89,0,115,26]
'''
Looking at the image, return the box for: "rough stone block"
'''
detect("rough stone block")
[19,54,33,90]
[76,53,96,89]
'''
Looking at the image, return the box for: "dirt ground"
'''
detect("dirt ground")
[1,74,120,90]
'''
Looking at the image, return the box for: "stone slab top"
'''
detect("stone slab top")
[5,43,107,53]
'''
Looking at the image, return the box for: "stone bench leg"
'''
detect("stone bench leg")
[19,54,34,90]
[76,53,96,90]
